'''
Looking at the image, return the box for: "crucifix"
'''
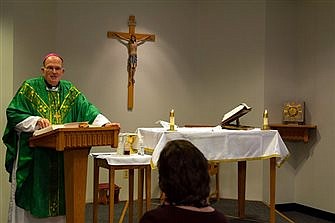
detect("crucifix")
[107,15,155,111]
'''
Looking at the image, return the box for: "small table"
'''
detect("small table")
[92,153,152,223]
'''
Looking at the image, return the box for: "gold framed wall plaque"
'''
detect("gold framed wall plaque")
[282,101,305,124]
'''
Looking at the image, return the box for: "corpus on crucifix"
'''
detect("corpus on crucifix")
[107,15,155,110]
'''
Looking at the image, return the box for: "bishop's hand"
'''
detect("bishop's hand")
[103,122,121,129]
[36,118,51,129]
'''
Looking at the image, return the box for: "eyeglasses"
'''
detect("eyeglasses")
[44,66,63,72]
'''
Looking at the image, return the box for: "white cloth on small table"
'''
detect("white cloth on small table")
[90,153,152,165]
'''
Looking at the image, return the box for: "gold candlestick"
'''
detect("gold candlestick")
[169,109,175,131]
[126,134,137,154]
[262,109,270,130]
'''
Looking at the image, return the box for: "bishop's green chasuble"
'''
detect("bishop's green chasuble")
[2,76,101,218]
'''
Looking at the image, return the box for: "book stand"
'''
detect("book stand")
[221,103,252,129]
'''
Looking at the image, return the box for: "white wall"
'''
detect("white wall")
[1,0,335,222]
[263,0,299,205]
[264,0,335,213]
[0,2,13,222]
[294,1,335,213]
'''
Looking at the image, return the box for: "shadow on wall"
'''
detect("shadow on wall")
[285,128,318,172]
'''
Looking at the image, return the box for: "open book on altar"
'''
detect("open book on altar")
[33,122,91,136]
[221,103,252,129]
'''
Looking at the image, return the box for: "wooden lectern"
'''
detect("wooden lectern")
[29,126,120,223]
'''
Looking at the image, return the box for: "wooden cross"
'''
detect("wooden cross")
[107,15,155,111]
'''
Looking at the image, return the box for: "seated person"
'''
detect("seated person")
[140,139,228,223]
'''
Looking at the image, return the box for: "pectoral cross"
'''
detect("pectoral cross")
[107,15,155,111]
[54,112,61,123]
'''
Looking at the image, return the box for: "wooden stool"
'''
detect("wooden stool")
[98,183,121,205]
[208,161,220,200]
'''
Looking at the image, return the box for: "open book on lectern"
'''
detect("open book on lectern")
[33,122,90,136]
[220,103,252,129]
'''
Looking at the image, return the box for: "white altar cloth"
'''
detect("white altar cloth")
[90,153,152,166]
[136,127,289,167]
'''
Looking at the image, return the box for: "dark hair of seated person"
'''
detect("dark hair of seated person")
[158,139,210,208]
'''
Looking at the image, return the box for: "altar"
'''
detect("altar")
[136,126,289,223]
